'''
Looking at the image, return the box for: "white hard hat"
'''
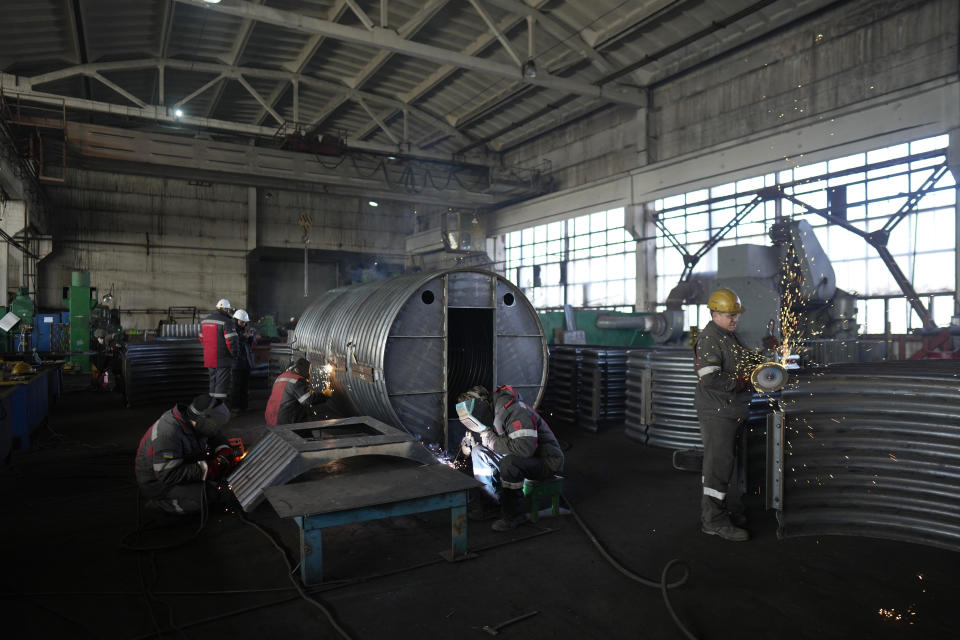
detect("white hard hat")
[216,298,232,310]
[233,309,250,322]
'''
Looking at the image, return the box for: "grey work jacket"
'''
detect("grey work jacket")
[693,321,760,420]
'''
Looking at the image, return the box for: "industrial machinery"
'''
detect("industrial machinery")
[290,268,546,450]
[61,271,98,372]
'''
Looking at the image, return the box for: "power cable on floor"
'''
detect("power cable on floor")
[237,512,353,640]
[563,494,699,640]
[120,518,558,639]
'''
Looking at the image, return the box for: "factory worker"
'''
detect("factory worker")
[457,385,564,531]
[200,298,238,400]
[134,395,234,514]
[265,357,330,427]
[228,309,256,415]
[694,288,769,542]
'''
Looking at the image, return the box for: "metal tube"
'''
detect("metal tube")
[290,268,546,447]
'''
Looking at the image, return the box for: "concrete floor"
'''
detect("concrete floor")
[1,376,957,640]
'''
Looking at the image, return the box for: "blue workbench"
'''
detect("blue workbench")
[0,366,63,459]
[263,463,480,585]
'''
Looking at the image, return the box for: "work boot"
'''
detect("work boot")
[701,522,749,541]
[491,513,528,531]
[728,512,748,527]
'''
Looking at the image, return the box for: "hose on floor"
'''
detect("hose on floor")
[237,512,354,640]
[563,494,699,640]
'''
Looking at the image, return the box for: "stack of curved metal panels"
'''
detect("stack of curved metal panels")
[123,341,207,407]
[647,348,703,450]
[290,269,546,448]
[576,347,628,431]
[624,349,652,443]
[541,345,582,425]
[776,360,960,551]
[159,324,201,339]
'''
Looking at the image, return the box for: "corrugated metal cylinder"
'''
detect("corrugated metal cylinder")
[290,269,546,447]
[776,360,960,552]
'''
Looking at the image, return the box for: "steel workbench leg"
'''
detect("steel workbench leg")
[295,516,324,585]
[450,492,467,558]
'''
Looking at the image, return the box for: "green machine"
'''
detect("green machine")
[62,271,98,372]
[6,287,35,352]
[259,314,279,339]
[539,309,657,347]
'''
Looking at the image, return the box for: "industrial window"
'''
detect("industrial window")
[503,207,636,311]
[653,134,956,334]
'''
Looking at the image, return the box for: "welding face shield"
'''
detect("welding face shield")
[188,395,231,437]
[456,386,494,433]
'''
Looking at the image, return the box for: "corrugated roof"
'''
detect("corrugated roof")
[0,0,841,169]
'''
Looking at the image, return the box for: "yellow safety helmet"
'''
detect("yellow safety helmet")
[707,288,746,314]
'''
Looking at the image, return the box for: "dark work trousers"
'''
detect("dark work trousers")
[150,482,220,515]
[208,367,231,399]
[229,368,250,411]
[471,445,554,515]
[698,412,746,527]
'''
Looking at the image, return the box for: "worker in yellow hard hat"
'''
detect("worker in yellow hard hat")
[692,288,766,542]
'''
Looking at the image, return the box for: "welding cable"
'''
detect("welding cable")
[237,512,354,640]
[120,483,209,552]
[562,494,699,640]
[120,524,558,639]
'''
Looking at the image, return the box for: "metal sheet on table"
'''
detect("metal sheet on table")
[264,463,481,518]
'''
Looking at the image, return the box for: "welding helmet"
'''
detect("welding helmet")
[187,394,231,437]
[233,309,250,323]
[707,288,746,314]
[456,386,493,433]
[290,357,311,379]
[216,298,232,311]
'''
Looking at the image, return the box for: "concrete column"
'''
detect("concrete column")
[629,203,657,312]
[247,186,258,252]
[0,200,26,300]
[948,129,960,320]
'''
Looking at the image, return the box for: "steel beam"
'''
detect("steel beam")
[63,121,504,205]
[3,73,488,164]
[486,0,612,72]
[173,0,644,106]
[468,0,523,67]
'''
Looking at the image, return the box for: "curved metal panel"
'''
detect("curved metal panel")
[646,348,704,450]
[777,360,960,552]
[290,269,545,447]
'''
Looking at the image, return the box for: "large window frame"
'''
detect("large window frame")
[653,134,956,334]
[503,207,637,312]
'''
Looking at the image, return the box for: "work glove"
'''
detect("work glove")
[460,434,475,456]
[762,335,780,350]
[734,374,752,392]
[480,430,497,450]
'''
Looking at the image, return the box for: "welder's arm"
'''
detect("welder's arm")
[153,446,206,486]
[482,410,538,458]
[695,340,740,392]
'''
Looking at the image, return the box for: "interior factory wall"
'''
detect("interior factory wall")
[256,188,408,257]
[39,169,250,331]
[37,170,414,330]
[493,0,959,310]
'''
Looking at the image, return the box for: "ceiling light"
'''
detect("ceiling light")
[368,200,379,207]
[387,155,397,160]
[522,59,537,79]
[202,0,222,4]
[174,108,184,118]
